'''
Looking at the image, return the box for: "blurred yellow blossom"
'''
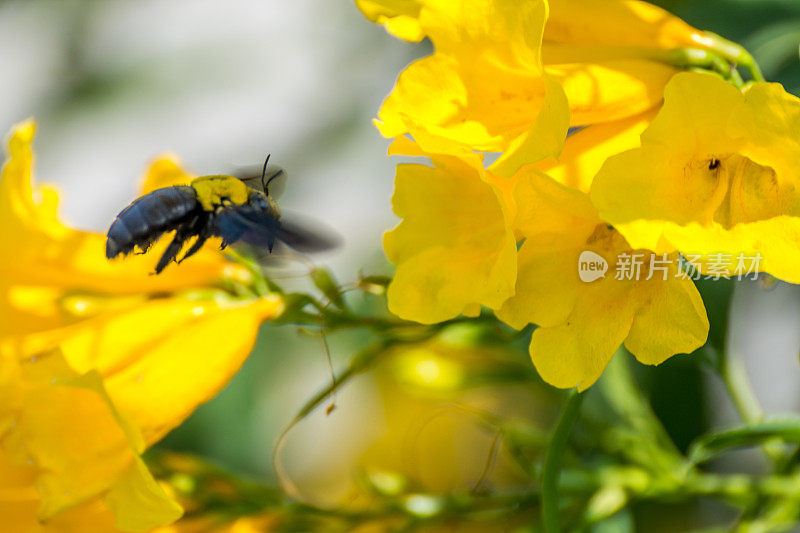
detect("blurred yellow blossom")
[0,349,181,531]
[152,513,280,533]
[591,72,800,283]
[360,341,539,492]
[277,339,541,509]
[0,121,284,530]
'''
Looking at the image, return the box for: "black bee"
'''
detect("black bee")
[106,156,337,273]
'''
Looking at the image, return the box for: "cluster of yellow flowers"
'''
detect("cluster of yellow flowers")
[0,122,282,531]
[356,0,800,390]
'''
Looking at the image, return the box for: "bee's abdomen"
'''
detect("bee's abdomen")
[106,185,200,259]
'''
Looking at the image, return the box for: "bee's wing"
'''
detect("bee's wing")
[275,211,342,253]
[213,208,279,248]
[213,208,340,255]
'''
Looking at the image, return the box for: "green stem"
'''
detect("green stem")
[718,348,763,424]
[718,349,786,481]
[542,389,584,533]
[600,352,686,473]
[701,32,766,82]
[662,35,766,87]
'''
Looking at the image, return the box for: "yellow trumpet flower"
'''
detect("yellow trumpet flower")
[591,72,800,283]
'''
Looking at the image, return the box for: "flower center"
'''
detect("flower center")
[585,223,629,257]
[686,153,787,229]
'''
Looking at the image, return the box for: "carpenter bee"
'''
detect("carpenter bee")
[106,156,338,273]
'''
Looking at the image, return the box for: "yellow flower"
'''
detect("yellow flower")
[369,0,570,176]
[355,0,743,177]
[383,138,517,324]
[496,171,708,390]
[0,121,284,530]
[382,139,707,389]
[591,72,800,283]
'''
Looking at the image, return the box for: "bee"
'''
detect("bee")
[106,156,337,273]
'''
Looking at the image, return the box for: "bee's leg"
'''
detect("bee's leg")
[177,215,212,264]
[155,234,186,273]
[154,218,199,274]
[177,235,208,263]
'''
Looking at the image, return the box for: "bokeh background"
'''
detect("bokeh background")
[1,0,799,530]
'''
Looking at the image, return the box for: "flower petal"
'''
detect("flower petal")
[547,59,676,126]
[546,0,705,49]
[535,109,656,192]
[1,350,182,529]
[105,457,183,532]
[639,72,742,153]
[354,0,424,41]
[489,75,570,177]
[497,170,597,329]
[496,238,581,330]
[731,82,800,182]
[377,54,553,154]
[661,218,800,283]
[530,279,638,391]
[140,155,194,194]
[0,122,229,342]
[38,296,284,445]
[625,275,708,365]
[384,156,516,323]
[374,0,569,163]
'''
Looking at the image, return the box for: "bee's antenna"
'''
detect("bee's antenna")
[265,169,284,196]
[261,154,271,192]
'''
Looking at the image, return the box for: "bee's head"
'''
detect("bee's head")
[232,155,286,197]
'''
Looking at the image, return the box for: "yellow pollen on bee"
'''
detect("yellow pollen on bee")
[191,175,250,210]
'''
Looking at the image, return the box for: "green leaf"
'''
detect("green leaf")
[688,418,800,464]
[311,267,346,309]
